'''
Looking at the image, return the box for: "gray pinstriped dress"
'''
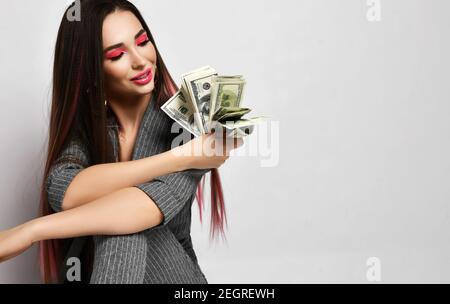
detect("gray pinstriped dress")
[45,94,209,283]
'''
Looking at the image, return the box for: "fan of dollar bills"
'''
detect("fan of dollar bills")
[161,66,268,138]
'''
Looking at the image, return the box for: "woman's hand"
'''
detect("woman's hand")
[0,223,35,263]
[172,131,244,170]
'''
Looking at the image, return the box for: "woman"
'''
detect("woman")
[0,0,242,283]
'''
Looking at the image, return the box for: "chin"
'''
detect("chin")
[142,82,155,94]
[131,81,155,94]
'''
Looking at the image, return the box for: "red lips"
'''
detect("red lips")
[131,67,152,80]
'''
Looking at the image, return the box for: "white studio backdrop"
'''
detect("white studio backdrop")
[0,0,449,283]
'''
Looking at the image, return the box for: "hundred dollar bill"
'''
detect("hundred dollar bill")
[161,90,202,137]
[208,75,246,131]
[181,66,218,134]
[212,107,251,122]
[210,116,270,138]
[162,66,269,139]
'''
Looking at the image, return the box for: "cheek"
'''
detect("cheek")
[146,44,157,63]
[103,63,129,82]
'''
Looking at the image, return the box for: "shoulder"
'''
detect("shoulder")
[53,133,91,167]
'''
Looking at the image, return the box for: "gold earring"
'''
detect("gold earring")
[104,99,108,107]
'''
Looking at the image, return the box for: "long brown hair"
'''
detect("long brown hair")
[39,0,227,284]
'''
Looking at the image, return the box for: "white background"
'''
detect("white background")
[0,0,449,283]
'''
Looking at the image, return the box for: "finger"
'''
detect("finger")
[211,126,225,137]
[222,129,228,140]
[234,138,243,148]
[227,137,243,149]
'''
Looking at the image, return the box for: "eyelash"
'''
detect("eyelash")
[110,39,150,61]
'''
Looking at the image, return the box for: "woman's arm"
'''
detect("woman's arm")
[61,149,188,211]
[0,135,242,262]
[0,187,162,262]
[60,132,238,211]
[34,187,163,241]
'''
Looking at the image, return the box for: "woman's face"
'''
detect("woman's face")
[102,10,157,100]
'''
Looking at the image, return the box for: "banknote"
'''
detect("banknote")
[212,107,251,122]
[209,75,246,125]
[181,66,218,134]
[210,116,269,138]
[161,90,202,137]
[162,66,268,138]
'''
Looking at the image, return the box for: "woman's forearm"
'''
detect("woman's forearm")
[30,187,163,242]
[62,149,188,210]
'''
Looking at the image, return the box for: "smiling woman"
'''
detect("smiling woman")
[102,11,158,99]
[0,0,242,284]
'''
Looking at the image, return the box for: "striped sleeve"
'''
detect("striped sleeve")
[134,168,210,226]
[45,137,90,213]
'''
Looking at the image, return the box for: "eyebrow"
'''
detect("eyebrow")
[103,29,146,53]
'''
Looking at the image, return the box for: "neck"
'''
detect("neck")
[108,92,153,133]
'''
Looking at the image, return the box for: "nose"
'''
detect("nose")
[128,46,147,69]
